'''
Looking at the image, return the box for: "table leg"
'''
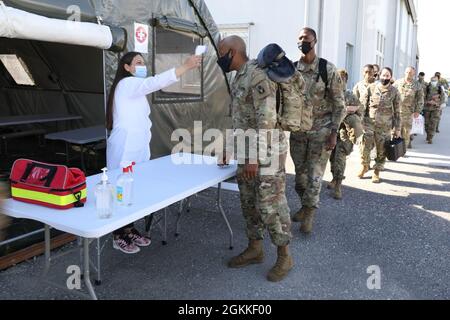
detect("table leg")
[95,238,102,286]
[65,142,69,164]
[217,183,234,250]
[175,199,185,237]
[43,225,51,277]
[162,208,168,245]
[83,238,98,300]
[78,237,84,279]
[80,145,86,173]
[175,197,192,237]
[145,214,154,236]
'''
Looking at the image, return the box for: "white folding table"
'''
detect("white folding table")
[1,154,237,300]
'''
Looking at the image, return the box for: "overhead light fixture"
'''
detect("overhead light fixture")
[0,54,35,86]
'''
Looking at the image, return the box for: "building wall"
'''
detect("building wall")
[205,0,305,61]
[204,0,418,87]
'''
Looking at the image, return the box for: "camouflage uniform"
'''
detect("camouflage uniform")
[290,56,345,208]
[353,80,372,106]
[394,78,424,148]
[360,83,401,170]
[437,79,449,132]
[424,84,446,141]
[330,90,363,181]
[231,60,292,247]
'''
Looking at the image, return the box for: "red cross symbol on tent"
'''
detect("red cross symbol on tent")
[135,26,148,44]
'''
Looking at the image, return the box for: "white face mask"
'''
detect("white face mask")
[133,65,148,78]
[431,81,438,87]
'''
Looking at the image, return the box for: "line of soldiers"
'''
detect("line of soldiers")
[216,27,447,283]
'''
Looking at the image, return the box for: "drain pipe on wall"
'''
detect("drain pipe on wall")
[317,0,324,57]
[304,0,310,27]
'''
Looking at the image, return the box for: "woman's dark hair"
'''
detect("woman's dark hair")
[382,67,393,77]
[106,52,143,131]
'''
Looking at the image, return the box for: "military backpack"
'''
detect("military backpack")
[257,44,312,133]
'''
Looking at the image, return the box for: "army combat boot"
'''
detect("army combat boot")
[333,179,343,200]
[292,207,307,222]
[372,170,381,184]
[358,165,369,179]
[327,179,336,190]
[228,240,264,268]
[300,207,316,234]
[267,246,294,282]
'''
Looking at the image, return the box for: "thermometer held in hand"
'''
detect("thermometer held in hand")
[195,45,207,56]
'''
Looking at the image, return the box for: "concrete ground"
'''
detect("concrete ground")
[0,109,449,300]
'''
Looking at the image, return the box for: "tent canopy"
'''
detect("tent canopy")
[0,0,231,158]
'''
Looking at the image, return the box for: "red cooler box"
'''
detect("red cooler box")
[9,159,86,209]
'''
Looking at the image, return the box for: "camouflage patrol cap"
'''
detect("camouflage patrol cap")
[257,43,296,83]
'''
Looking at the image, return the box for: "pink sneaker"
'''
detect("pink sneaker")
[113,236,140,254]
[129,229,152,247]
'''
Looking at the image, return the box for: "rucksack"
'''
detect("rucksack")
[256,44,312,133]
[274,72,313,133]
[294,58,329,98]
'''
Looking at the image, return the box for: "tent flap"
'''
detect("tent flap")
[152,15,208,38]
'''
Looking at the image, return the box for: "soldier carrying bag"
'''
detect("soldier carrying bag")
[257,44,312,133]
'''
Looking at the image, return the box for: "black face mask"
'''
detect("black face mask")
[298,41,314,55]
[381,79,391,86]
[217,50,233,73]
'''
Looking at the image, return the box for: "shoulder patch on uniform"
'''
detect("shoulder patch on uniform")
[257,84,266,94]
[252,79,272,100]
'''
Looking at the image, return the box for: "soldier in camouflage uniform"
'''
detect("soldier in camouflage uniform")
[424,76,446,144]
[435,72,449,133]
[353,64,376,175]
[290,28,345,234]
[359,67,401,183]
[418,72,428,96]
[328,69,363,200]
[217,36,293,282]
[394,67,424,149]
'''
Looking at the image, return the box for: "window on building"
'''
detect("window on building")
[345,43,354,88]
[218,23,252,56]
[153,27,204,104]
[0,54,36,86]
[376,31,385,68]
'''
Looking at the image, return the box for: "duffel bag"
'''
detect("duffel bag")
[9,159,86,209]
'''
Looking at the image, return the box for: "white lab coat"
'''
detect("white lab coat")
[107,68,179,170]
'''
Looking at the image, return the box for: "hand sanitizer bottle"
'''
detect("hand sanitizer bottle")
[116,161,134,206]
[95,168,114,219]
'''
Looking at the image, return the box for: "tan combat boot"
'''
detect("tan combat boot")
[372,170,381,184]
[300,207,316,234]
[358,165,369,179]
[327,179,336,190]
[267,245,294,282]
[333,179,343,200]
[228,240,264,268]
[292,207,306,223]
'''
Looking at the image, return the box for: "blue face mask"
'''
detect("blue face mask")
[134,65,147,78]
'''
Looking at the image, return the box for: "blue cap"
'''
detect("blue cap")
[257,43,296,83]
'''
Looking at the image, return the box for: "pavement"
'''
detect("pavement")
[0,109,449,300]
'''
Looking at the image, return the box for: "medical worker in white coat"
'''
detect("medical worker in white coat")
[106,51,201,254]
